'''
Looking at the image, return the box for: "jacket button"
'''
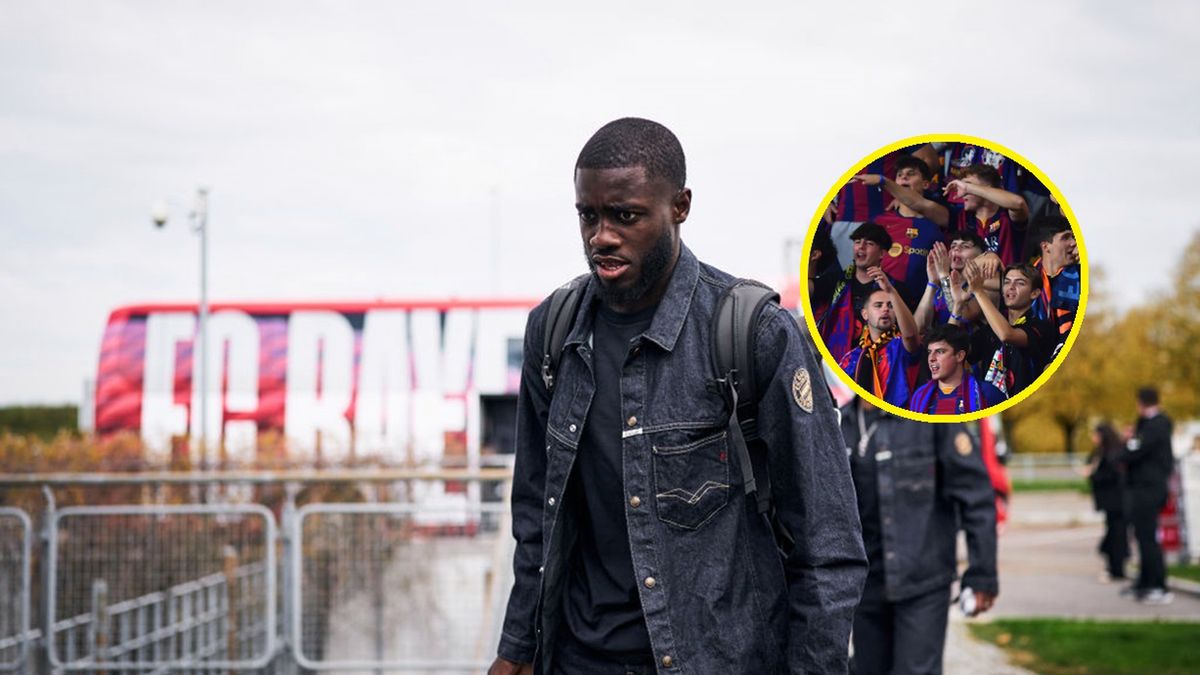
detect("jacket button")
[568,423,577,433]
[629,495,642,508]
[538,566,544,574]
[886,552,895,560]
[627,416,637,427]
[548,497,556,506]
[884,516,893,525]
[661,655,673,667]
[644,576,656,588]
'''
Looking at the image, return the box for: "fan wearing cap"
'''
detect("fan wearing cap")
[837,266,922,408]
[812,222,914,363]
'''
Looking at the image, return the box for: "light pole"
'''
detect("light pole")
[152,188,210,469]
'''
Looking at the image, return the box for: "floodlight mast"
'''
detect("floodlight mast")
[152,187,211,470]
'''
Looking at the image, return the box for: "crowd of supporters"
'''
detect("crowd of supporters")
[808,142,1081,415]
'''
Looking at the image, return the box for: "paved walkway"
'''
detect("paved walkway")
[941,490,1200,673]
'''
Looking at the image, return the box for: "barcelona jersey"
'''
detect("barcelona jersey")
[835,155,898,223]
[873,211,944,296]
[839,336,920,407]
[909,378,1006,414]
[951,204,1028,266]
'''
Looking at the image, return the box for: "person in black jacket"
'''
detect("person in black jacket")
[841,397,998,675]
[1121,387,1176,604]
[1087,422,1127,582]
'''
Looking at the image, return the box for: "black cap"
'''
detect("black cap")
[850,222,893,251]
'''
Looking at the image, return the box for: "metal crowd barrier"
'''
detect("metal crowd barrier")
[46,504,277,671]
[0,469,513,673]
[0,509,31,671]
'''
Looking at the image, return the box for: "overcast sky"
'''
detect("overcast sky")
[2,1,1197,405]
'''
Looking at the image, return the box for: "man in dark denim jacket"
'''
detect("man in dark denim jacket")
[489,118,867,674]
[840,398,998,675]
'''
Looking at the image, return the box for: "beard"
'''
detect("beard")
[584,228,675,310]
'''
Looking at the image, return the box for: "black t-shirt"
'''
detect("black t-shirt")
[967,310,1053,398]
[563,303,655,656]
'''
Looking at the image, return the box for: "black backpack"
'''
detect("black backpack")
[539,277,780,516]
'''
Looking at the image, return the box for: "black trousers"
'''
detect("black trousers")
[852,584,952,675]
[1129,484,1168,592]
[1101,508,1129,578]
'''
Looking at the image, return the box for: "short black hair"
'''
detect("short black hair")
[895,155,933,181]
[1136,387,1159,406]
[1031,214,1074,249]
[948,229,988,252]
[925,323,969,355]
[576,118,686,190]
[962,164,1002,188]
[850,221,893,251]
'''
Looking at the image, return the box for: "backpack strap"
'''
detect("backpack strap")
[541,276,588,392]
[711,280,779,514]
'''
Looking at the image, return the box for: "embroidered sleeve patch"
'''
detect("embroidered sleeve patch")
[955,431,974,456]
[792,368,813,413]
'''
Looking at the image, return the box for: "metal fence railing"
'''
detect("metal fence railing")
[0,470,513,674]
[47,505,277,671]
[1007,453,1089,482]
[0,508,31,671]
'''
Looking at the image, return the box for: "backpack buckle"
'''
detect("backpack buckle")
[541,354,555,391]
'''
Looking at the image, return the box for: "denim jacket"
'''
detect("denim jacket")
[497,246,867,674]
[838,407,998,602]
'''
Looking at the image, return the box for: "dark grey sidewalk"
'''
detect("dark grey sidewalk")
[991,491,1200,621]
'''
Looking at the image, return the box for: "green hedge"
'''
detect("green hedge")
[0,405,79,439]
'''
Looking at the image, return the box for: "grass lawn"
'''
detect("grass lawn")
[1169,564,1200,584]
[1010,478,1090,494]
[970,618,1200,674]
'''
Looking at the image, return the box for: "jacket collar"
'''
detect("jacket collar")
[564,243,699,354]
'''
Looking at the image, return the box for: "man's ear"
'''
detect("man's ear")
[672,188,692,225]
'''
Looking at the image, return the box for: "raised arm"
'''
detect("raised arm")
[851,173,950,227]
[913,246,944,333]
[946,179,1029,223]
[965,261,1030,347]
[869,266,920,354]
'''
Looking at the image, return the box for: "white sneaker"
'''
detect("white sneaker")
[1139,589,1175,605]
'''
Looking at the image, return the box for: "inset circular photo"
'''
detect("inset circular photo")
[802,135,1086,421]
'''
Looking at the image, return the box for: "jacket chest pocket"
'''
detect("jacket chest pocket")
[651,428,732,530]
[893,447,936,494]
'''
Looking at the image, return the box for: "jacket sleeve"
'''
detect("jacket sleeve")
[496,306,551,664]
[935,423,998,595]
[753,305,868,674]
[1123,416,1172,467]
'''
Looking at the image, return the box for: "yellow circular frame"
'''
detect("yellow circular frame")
[800,133,1088,423]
